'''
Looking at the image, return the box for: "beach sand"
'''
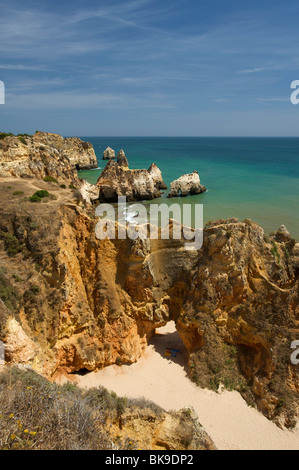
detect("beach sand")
[69,322,299,450]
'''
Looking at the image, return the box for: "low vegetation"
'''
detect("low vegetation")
[0,367,142,450]
[0,267,19,311]
[43,176,58,184]
[29,190,55,203]
[0,133,33,141]
[0,231,23,257]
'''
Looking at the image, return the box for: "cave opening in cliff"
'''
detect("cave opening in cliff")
[71,368,90,376]
[150,321,189,371]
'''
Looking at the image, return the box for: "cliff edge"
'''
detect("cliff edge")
[0,132,97,184]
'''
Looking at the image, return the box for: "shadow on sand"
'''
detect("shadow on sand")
[149,326,189,373]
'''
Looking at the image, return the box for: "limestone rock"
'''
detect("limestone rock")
[168,171,206,198]
[274,225,292,242]
[0,132,97,184]
[117,149,129,167]
[148,163,167,190]
[0,177,298,427]
[96,158,166,202]
[103,147,116,160]
[109,407,216,450]
[77,180,99,205]
[4,317,38,364]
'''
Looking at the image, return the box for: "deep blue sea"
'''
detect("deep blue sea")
[77,137,299,240]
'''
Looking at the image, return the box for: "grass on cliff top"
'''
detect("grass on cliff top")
[0,132,33,140]
[43,176,58,184]
[0,366,162,450]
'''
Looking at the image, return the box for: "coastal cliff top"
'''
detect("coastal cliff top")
[0,131,98,183]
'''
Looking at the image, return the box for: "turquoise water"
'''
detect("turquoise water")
[77,137,299,239]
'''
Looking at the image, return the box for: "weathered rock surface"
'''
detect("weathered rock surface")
[0,132,97,183]
[148,163,167,190]
[109,406,216,450]
[168,171,206,198]
[0,179,298,427]
[176,220,299,427]
[0,364,216,451]
[103,147,116,160]
[96,158,167,202]
[117,149,129,167]
[78,180,100,205]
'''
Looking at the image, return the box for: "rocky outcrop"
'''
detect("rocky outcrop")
[168,171,206,198]
[78,180,100,205]
[103,147,116,160]
[96,158,167,202]
[0,365,216,451]
[0,132,97,183]
[176,220,299,427]
[0,178,298,427]
[117,149,129,167]
[148,163,167,190]
[109,406,216,450]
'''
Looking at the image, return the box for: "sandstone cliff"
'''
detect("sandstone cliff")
[0,178,298,427]
[0,132,97,184]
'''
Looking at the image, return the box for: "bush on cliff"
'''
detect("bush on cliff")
[29,190,54,203]
[0,367,138,450]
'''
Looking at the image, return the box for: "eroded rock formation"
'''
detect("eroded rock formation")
[96,158,167,202]
[0,177,298,427]
[117,149,128,167]
[109,406,216,450]
[0,132,97,184]
[168,171,206,198]
[103,147,116,160]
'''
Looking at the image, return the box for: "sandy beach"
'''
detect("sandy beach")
[70,322,299,450]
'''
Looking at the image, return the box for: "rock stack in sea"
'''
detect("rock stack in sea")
[168,171,206,198]
[117,149,129,167]
[103,146,116,160]
[96,155,167,202]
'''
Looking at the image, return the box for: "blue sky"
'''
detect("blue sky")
[0,0,299,136]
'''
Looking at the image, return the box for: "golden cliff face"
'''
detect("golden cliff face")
[0,132,97,184]
[0,178,199,378]
[0,179,298,427]
[176,219,299,427]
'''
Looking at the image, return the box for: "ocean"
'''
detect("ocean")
[77,137,299,240]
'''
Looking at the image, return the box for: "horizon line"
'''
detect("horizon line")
[75,135,299,139]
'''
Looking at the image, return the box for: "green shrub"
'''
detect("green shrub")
[0,132,14,140]
[29,194,42,203]
[271,241,281,265]
[0,268,19,311]
[0,133,32,141]
[43,176,58,184]
[30,285,40,295]
[13,191,24,196]
[0,231,23,257]
[34,190,50,198]
[29,190,50,203]
[17,136,27,145]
